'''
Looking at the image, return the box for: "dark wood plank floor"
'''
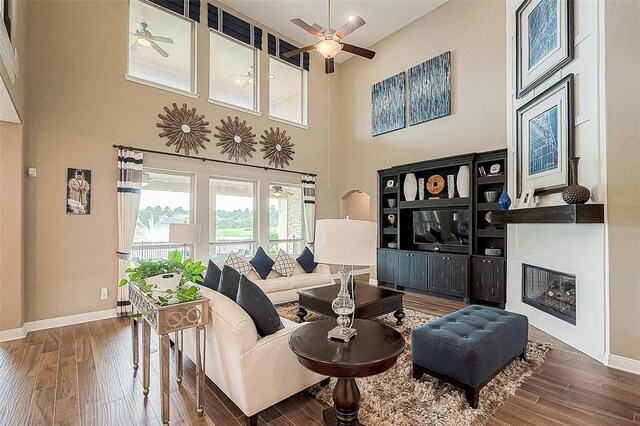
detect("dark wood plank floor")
[1,286,639,425]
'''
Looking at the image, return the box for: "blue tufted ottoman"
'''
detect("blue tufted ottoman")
[411,305,528,408]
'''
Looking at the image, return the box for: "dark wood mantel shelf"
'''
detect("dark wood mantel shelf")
[491,204,604,225]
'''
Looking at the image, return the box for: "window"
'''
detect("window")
[269,57,308,126]
[127,0,196,95]
[209,178,257,261]
[269,183,304,255]
[209,31,258,112]
[133,170,194,260]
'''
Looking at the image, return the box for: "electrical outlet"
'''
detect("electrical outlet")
[100,288,108,300]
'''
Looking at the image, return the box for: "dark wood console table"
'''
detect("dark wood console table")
[289,319,404,425]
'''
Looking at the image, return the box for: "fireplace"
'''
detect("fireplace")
[522,264,576,325]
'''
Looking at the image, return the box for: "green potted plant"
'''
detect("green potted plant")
[119,250,207,307]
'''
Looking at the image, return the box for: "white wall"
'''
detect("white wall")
[505,0,607,362]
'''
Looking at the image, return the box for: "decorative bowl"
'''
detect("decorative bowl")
[484,248,502,257]
[484,191,499,203]
[387,199,397,208]
[388,242,398,249]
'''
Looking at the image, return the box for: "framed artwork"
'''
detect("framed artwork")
[371,72,406,136]
[517,74,574,198]
[517,187,536,209]
[516,0,574,98]
[408,51,451,125]
[67,168,91,215]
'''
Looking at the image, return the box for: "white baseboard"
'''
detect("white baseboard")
[369,278,379,286]
[607,353,640,376]
[0,308,118,342]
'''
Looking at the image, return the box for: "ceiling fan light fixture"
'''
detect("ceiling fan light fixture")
[316,39,342,58]
[137,37,151,47]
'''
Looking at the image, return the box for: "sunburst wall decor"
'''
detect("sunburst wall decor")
[157,103,211,155]
[214,116,257,163]
[260,127,295,169]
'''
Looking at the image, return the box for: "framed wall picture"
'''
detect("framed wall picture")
[517,187,536,209]
[516,74,574,198]
[371,72,406,136]
[516,0,574,98]
[408,51,451,125]
[67,168,91,215]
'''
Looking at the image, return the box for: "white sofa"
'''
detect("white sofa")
[181,285,326,424]
[212,260,334,304]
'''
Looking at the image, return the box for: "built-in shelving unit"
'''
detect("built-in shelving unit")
[491,204,604,224]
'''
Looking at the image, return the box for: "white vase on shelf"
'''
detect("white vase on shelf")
[403,173,418,201]
[457,166,470,198]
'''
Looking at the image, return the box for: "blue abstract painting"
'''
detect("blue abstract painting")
[408,51,451,126]
[371,72,406,136]
[529,105,559,175]
[528,0,558,68]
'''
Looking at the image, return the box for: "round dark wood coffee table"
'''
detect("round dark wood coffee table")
[289,319,405,426]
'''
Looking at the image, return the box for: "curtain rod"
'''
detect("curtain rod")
[112,144,317,177]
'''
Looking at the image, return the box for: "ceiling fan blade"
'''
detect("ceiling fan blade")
[133,21,145,32]
[291,18,321,38]
[325,57,335,74]
[312,23,323,32]
[241,78,251,88]
[130,41,141,51]
[151,36,173,44]
[283,45,316,58]
[341,43,376,59]
[335,16,365,39]
[150,41,169,57]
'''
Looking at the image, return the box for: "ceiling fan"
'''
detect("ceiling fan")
[130,22,174,58]
[231,67,275,88]
[284,0,376,74]
[270,185,294,199]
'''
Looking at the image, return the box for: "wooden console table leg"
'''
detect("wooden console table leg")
[195,325,205,416]
[175,330,183,385]
[394,308,405,326]
[160,334,171,425]
[297,307,307,323]
[132,311,139,371]
[142,320,150,396]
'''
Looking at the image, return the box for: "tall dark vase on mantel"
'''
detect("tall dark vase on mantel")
[498,184,511,211]
[562,157,591,204]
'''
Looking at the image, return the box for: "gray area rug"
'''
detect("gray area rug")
[277,303,551,426]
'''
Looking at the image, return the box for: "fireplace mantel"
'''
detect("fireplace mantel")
[491,204,604,225]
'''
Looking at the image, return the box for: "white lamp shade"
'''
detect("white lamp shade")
[169,223,201,244]
[314,219,377,266]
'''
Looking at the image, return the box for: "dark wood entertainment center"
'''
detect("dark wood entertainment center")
[377,149,508,307]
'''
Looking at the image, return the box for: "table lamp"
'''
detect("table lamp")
[314,218,377,342]
[169,223,201,258]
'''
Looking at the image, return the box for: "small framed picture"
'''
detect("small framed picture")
[517,188,535,209]
[478,166,487,177]
[67,168,91,215]
[386,179,396,188]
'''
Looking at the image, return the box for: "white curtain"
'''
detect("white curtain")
[116,149,144,316]
[302,174,316,247]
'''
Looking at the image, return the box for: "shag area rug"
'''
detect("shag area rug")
[277,303,551,426]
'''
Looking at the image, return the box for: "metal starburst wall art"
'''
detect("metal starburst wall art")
[214,116,257,163]
[157,103,211,155]
[260,127,295,169]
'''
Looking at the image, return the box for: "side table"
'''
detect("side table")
[129,285,210,425]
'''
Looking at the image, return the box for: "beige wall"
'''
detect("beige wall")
[329,0,506,219]
[22,0,337,322]
[605,0,640,361]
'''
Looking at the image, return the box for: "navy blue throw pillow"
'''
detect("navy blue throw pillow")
[236,275,284,337]
[296,247,318,273]
[217,265,241,300]
[202,260,221,291]
[249,247,275,280]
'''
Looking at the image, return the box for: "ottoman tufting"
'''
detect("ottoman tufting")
[411,305,528,408]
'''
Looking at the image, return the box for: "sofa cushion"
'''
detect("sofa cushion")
[225,251,252,275]
[272,250,297,277]
[202,260,221,290]
[236,275,284,337]
[249,247,275,280]
[296,247,318,273]
[288,273,335,290]
[218,265,242,300]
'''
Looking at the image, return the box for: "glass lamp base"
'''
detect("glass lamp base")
[327,325,357,342]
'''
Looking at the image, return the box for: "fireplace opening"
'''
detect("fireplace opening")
[522,263,576,325]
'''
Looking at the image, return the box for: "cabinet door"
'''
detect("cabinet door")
[427,255,448,294]
[471,257,504,303]
[448,255,468,297]
[377,250,397,284]
[397,252,413,287]
[490,259,506,302]
[413,253,428,291]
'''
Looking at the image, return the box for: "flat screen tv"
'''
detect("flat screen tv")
[413,210,470,246]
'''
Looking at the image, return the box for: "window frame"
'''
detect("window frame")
[0,0,16,83]
[268,182,305,255]
[208,29,261,116]
[209,176,259,259]
[268,56,309,129]
[125,0,199,98]
[132,168,196,260]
